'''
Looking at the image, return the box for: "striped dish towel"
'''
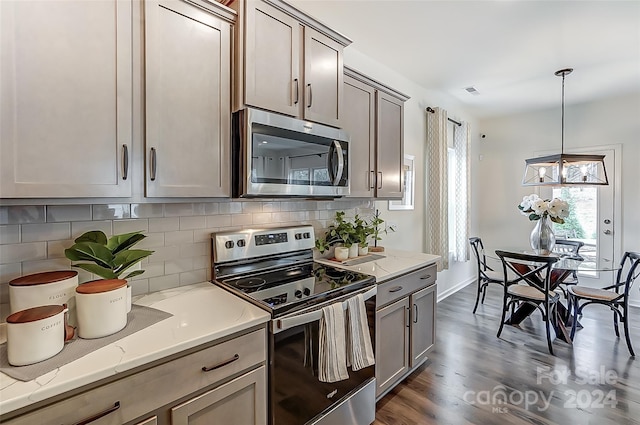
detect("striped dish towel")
[318,302,349,383]
[346,294,375,371]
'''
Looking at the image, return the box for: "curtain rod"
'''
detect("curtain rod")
[426,107,462,127]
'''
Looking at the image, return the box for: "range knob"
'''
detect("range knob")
[224,240,234,249]
[294,290,303,298]
[295,233,302,240]
[303,232,311,239]
[303,288,311,296]
[237,239,246,248]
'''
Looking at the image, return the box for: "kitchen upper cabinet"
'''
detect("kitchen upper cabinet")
[343,68,408,199]
[145,0,232,197]
[0,0,133,198]
[230,0,350,128]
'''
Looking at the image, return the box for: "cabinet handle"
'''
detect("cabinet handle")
[370,170,375,189]
[307,83,312,108]
[405,307,410,328]
[413,303,418,323]
[378,171,383,189]
[388,286,403,293]
[72,401,120,425]
[150,147,157,181]
[294,78,299,104]
[202,353,240,372]
[420,275,431,280]
[122,144,129,180]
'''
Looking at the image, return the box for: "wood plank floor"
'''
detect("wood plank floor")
[374,283,640,425]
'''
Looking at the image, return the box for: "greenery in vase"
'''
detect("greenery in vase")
[64,230,154,280]
[370,210,394,247]
[518,193,569,224]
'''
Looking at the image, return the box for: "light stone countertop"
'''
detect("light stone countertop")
[0,282,270,416]
[315,249,441,283]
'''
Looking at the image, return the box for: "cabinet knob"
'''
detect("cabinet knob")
[150,147,157,181]
[307,83,312,108]
[293,78,299,104]
[122,144,129,180]
[378,171,383,189]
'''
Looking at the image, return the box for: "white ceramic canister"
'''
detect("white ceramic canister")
[6,305,72,366]
[75,279,128,339]
[9,271,79,325]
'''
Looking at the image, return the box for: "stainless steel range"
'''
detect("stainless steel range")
[211,225,376,425]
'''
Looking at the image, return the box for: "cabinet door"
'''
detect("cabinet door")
[244,0,301,117]
[171,366,267,425]
[145,0,231,197]
[375,91,404,199]
[303,27,343,127]
[410,284,437,367]
[0,0,132,198]
[343,75,375,197]
[375,297,410,398]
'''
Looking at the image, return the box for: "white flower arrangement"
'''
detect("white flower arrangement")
[518,193,569,224]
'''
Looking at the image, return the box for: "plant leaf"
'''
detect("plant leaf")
[113,249,154,273]
[107,232,147,254]
[71,263,117,279]
[74,230,108,245]
[65,242,114,268]
[123,270,145,280]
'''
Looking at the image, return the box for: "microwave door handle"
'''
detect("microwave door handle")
[330,140,344,185]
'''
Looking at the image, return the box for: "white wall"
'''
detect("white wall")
[343,48,480,299]
[477,92,640,304]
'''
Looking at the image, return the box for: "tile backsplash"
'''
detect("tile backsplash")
[0,200,374,304]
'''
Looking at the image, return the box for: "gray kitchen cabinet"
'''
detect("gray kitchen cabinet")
[0,0,133,198]
[230,0,350,128]
[375,264,437,399]
[145,0,232,197]
[1,328,267,425]
[343,68,409,199]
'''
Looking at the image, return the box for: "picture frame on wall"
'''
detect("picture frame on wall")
[389,154,415,210]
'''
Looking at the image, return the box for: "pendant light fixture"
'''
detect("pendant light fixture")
[522,68,608,186]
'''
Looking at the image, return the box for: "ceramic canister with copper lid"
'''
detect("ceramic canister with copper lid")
[6,304,73,366]
[9,270,79,325]
[75,279,128,339]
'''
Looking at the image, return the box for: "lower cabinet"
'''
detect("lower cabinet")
[375,265,437,399]
[1,328,267,425]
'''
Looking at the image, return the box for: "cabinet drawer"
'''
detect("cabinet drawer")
[376,264,437,308]
[4,328,266,425]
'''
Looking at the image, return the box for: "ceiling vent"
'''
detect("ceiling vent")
[464,86,480,95]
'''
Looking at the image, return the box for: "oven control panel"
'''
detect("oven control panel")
[256,278,315,307]
[212,225,315,263]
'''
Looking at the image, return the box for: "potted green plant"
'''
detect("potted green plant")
[369,209,395,252]
[64,230,154,310]
[315,211,357,259]
[353,214,375,256]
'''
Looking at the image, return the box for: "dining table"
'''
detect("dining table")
[484,248,620,344]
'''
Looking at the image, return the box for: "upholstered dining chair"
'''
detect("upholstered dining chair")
[469,237,506,314]
[495,251,560,355]
[569,251,640,356]
[552,239,585,294]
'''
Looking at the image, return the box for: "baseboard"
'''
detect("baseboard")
[630,300,640,309]
[437,277,475,303]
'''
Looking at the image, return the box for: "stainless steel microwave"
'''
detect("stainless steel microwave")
[232,108,350,198]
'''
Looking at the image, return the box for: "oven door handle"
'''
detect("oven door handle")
[274,286,376,334]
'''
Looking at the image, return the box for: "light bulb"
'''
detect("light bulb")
[538,167,546,182]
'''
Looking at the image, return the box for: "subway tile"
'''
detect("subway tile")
[137,233,165,249]
[193,229,215,243]
[149,274,180,292]
[179,216,206,230]
[92,204,131,220]
[137,262,165,279]
[231,213,252,226]
[272,212,291,222]
[48,239,74,259]
[22,222,71,243]
[180,269,206,286]
[164,203,194,217]
[261,202,281,213]
[46,205,91,223]
[202,203,219,215]
[149,217,179,233]
[147,245,181,263]
[218,202,242,214]
[1,282,9,306]
[206,215,232,228]
[0,206,46,225]
[0,242,47,264]
[252,212,273,225]
[129,279,149,296]
[131,203,164,218]
[242,202,263,213]
[180,242,208,258]
[113,219,149,235]
[0,225,20,244]
[289,211,310,222]
[318,210,330,220]
[165,258,194,275]
[192,203,207,216]
[21,258,72,275]
[192,255,209,270]
[165,230,194,246]
[76,270,95,284]
[0,263,22,285]
[71,221,112,239]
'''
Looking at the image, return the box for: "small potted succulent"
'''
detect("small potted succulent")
[315,211,358,260]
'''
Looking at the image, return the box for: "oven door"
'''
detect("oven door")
[270,286,376,425]
[233,108,350,198]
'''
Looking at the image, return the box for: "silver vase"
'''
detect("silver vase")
[530,215,556,255]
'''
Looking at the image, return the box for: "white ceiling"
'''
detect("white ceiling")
[288,0,640,118]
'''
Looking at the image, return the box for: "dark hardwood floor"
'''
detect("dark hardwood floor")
[374,283,640,425]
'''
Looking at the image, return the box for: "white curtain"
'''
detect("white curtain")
[453,122,471,262]
[425,108,449,270]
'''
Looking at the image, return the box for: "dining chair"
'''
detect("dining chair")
[469,237,506,314]
[568,251,640,356]
[495,250,560,355]
[552,239,585,294]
